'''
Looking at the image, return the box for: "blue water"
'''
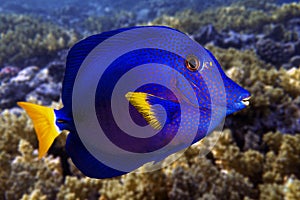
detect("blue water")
[0,0,294,19]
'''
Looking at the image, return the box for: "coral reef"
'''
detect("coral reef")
[0,57,66,109]
[56,176,102,200]
[205,45,300,151]
[0,14,78,68]
[1,1,300,200]
[0,108,37,156]
[78,10,136,34]
[150,1,300,66]
[256,39,295,66]
[151,1,300,34]
[4,140,63,200]
[1,96,300,199]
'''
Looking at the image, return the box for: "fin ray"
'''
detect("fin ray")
[126,92,162,130]
[126,92,179,130]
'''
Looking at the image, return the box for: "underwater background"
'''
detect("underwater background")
[1,0,300,199]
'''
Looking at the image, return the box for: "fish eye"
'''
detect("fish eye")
[185,55,200,72]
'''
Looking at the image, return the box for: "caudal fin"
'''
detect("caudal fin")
[17,102,60,158]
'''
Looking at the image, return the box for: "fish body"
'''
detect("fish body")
[18,26,250,179]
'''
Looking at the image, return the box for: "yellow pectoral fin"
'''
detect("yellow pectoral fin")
[17,102,60,158]
[125,92,162,130]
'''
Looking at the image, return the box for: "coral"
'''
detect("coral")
[2,106,300,200]
[20,189,47,200]
[0,60,65,109]
[280,68,300,97]
[263,132,300,183]
[272,2,300,23]
[167,154,255,200]
[149,1,300,67]
[259,183,284,200]
[235,0,277,11]
[56,176,102,200]
[1,1,300,200]
[0,66,20,83]
[76,10,136,35]
[284,176,300,200]
[205,45,300,150]
[150,1,300,34]
[2,139,63,200]
[150,5,271,34]
[100,169,168,200]
[0,14,78,67]
[96,131,300,200]
[212,130,264,184]
[256,38,296,67]
[0,109,37,155]
[150,9,203,34]
[0,103,65,199]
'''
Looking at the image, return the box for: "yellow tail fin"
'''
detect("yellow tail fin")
[17,102,60,159]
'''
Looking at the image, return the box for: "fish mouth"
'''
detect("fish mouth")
[241,96,251,106]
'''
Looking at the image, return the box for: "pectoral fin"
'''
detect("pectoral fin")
[125,92,179,130]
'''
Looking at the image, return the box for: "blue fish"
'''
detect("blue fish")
[18,26,250,179]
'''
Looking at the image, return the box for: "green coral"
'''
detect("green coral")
[150,10,203,34]
[79,10,136,35]
[0,14,79,67]
[272,2,300,23]
[150,1,300,34]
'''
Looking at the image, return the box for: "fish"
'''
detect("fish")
[18,26,251,179]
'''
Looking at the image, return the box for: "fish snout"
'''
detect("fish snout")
[226,91,251,115]
[237,92,251,107]
[241,96,251,106]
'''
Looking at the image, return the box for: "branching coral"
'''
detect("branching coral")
[150,10,203,34]
[150,1,300,34]
[205,45,300,151]
[99,169,168,200]
[2,110,300,200]
[263,132,300,183]
[259,132,300,200]
[1,2,300,199]
[77,10,136,35]
[0,14,78,67]
[56,176,103,200]
[2,139,63,200]
[97,129,300,200]
[0,103,65,200]
[0,109,37,155]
